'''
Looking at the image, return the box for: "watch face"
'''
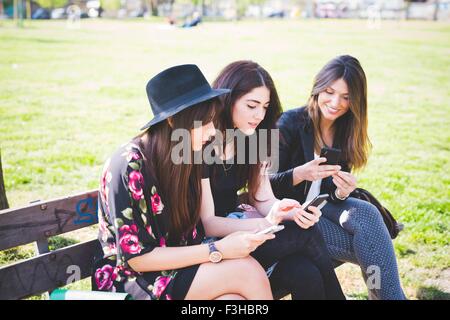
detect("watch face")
[209,251,222,263]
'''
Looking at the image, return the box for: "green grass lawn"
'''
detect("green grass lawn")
[0,18,449,300]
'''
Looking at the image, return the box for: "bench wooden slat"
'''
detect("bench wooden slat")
[0,190,99,251]
[0,239,101,300]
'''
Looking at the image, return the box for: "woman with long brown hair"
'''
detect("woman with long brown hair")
[270,55,406,299]
[200,60,345,300]
[92,64,275,300]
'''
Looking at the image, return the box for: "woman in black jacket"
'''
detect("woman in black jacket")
[270,55,406,300]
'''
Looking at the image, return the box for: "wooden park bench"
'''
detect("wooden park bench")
[0,190,102,300]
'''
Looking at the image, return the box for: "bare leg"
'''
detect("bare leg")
[185,256,273,300]
[215,294,245,300]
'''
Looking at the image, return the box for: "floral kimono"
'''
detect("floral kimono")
[92,142,205,300]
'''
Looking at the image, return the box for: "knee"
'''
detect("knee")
[226,257,268,283]
[216,293,246,300]
[293,260,323,286]
[302,223,328,246]
[343,201,385,233]
[356,201,384,226]
[240,256,270,283]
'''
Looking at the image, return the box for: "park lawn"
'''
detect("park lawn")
[0,18,449,300]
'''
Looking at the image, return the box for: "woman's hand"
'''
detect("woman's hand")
[294,158,341,182]
[292,206,322,229]
[265,198,302,225]
[332,171,357,198]
[216,231,275,259]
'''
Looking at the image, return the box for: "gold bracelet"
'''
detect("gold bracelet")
[335,189,348,200]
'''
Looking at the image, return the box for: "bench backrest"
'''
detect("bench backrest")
[0,190,101,300]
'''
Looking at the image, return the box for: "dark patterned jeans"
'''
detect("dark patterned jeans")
[318,197,406,300]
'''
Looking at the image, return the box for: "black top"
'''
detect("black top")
[269,106,350,204]
[203,156,245,217]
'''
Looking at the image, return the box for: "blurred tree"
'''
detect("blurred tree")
[433,0,440,21]
[190,0,205,15]
[26,0,30,18]
[405,0,440,21]
[142,0,172,16]
[13,0,17,18]
[100,0,121,11]
[13,0,25,26]
[147,0,157,16]
[236,0,265,19]
[34,0,67,9]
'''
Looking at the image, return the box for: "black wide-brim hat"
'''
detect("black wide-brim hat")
[141,64,230,130]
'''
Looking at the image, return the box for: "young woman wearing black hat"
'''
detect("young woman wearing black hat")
[92,65,274,300]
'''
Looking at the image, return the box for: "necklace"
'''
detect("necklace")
[222,161,233,174]
[221,142,235,174]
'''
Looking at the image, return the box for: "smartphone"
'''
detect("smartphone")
[320,147,341,166]
[302,194,329,214]
[255,225,285,236]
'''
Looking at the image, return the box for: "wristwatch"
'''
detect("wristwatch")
[208,242,223,263]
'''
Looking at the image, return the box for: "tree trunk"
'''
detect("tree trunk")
[150,0,158,16]
[26,0,31,19]
[405,1,411,20]
[169,0,174,15]
[433,0,440,21]
[0,150,9,210]
[13,0,18,20]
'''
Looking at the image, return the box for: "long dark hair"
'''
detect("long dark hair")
[307,55,371,171]
[133,100,216,244]
[212,60,282,204]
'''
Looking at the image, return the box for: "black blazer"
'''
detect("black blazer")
[270,106,350,204]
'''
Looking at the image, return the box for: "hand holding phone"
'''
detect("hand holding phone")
[302,194,329,214]
[255,225,285,236]
[292,194,328,229]
[320,147,342,166]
